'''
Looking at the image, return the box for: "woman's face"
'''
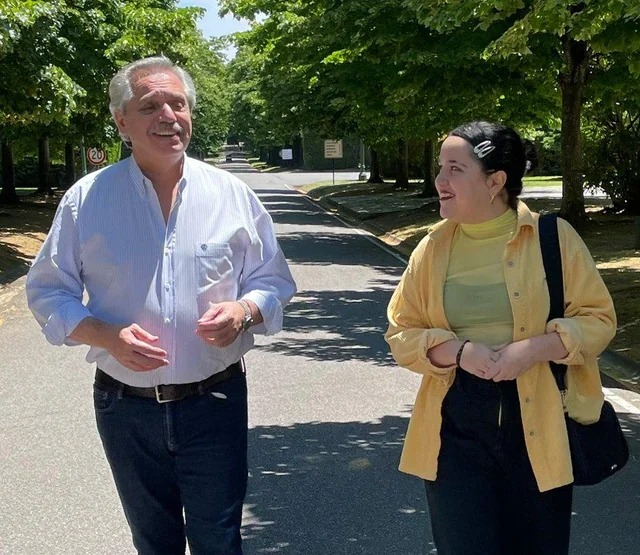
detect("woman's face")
[435,135,501,224]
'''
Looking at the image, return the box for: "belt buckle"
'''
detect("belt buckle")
[155,385,174,404]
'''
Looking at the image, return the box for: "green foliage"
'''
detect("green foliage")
[0,0,231,161]
[583,87,640,212]
[222,0,560,160]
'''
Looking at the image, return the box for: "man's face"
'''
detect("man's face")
[115,70,192,167]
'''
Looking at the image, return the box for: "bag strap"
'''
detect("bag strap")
[538,213,567,391]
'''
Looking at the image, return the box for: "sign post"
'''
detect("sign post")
[324,139,343,185]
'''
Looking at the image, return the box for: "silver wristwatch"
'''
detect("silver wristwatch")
[238,300,254,331]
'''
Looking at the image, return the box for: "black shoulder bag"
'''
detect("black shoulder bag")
[538,213,629,486]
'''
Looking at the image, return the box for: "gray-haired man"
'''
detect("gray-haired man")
[26,56,296,554]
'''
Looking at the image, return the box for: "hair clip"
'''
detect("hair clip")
[473,140,495,159]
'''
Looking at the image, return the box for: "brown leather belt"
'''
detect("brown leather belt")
[95,361,244,403]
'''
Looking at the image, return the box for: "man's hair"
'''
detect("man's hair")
[108,55,196,119]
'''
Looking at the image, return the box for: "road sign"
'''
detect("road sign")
[324,140,343,159]
[87,147,107,165]
[280,148,293,160]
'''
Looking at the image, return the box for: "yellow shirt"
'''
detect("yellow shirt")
[445,208,516,346]
[385,201,616,492]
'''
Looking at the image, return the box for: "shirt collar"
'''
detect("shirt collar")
[127,154,190,198]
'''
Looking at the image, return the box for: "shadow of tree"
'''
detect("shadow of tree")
[258,191,345,229]
[243,414,433,554]
[276,232,405,271]
[570,409,640,554]
[243,410,640,555]
[259,285,400,366]
[0,199,60,281]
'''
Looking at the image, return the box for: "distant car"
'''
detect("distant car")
[225,154,233,162]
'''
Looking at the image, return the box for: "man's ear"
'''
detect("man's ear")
[114,109,126,134]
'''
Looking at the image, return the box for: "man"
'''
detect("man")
[26,56,296,554]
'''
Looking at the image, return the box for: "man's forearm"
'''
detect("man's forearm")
[68,317,116,349]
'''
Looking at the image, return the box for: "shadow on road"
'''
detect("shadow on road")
[243,411,640,555]
[260,286,400,367]
[244,414,433,555]
[570,410,640,554]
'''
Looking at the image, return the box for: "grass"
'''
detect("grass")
[523,175,561,187]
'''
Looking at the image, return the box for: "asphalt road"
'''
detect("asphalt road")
[0,159,638,554]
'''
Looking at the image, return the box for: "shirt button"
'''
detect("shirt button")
[507,261,515,267]
[164,317,171,324]
[525,397,530,403]
[164,282,170,290]
[514,292,521,298]
[201,244,208,251]
[520,326,526,332]
[529,431,535,436]
[164,249,170,256]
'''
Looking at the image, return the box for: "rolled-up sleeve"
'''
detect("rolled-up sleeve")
[385,239,457,379]
[240,197,296,335]
[546,219,616,365]
[26,194,92,346]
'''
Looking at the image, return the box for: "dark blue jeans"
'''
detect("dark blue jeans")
[425,370,572,555]
[93,372,248,555]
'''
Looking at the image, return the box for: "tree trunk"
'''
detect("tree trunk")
[394,138,409,189]
[37,135,53,194]
[293,133,303,168]
[0,140,18,203]
[634,217,640,249]
[558,35,588,227]
[420,139,437,197]
[64,142,75,188]
[367,148,384,183]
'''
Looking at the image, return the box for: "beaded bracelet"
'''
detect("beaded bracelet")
[455,340,470,369]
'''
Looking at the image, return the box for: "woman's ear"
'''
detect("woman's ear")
[488,170,507,199]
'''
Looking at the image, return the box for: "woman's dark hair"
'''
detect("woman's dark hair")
[449,121,533,210]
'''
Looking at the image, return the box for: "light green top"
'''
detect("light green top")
[444,209,518,347]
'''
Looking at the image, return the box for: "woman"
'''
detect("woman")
[385,121,616,554]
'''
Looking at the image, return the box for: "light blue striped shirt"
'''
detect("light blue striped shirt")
[26,155,296,386]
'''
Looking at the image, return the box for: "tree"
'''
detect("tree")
[408,0,640,225]
[222,0,557,189]
[0,0,85,202]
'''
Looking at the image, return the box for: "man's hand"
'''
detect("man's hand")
[196,302,245,347]
[69,318,169,372]
[103,323,169,372]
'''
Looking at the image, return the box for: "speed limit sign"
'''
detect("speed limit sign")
[87,147,107,165]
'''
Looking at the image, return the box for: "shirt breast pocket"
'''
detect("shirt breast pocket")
[195,243,236,313]
[195,242,234,285]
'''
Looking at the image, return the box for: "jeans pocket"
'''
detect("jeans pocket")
[93,384,119,414]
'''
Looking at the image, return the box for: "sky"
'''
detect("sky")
[177,1,251,57]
